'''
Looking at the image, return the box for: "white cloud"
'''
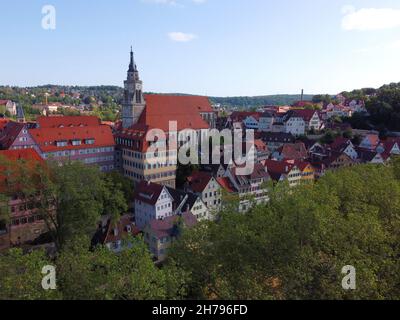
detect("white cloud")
[168,32,197,42]
[342,7,400,31]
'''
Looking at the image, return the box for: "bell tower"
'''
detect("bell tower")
[122,47,145,129]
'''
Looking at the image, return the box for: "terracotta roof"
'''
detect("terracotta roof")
[147,212,197,239]
[137,94,211,131]
[294,160,313,172]
[277,142,307,160]
[0,148,43,163]
[265,159,295,175]
[0,100,11,105]
[134,181,167,205]
[254,139,268,152]
[0,118,10,131]
[216,177,236,193]
[29,124,115,153]
[187,171,213,193]
[37,116,101,128]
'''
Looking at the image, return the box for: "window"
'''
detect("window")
[72,139,81,146]
[85,139,95,145]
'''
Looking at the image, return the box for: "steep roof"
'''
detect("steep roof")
[216,177,236,193]
[166,187,200,213]
[37,116,101,128]
[187,171,213,193]
[0,121,25,149]
[292,109,318,122]
[277,142,307,160]
[134,181,167,206]
[29,124,115,153]
[103,215,140,244]
[329,137,353,153]
[138,94,211,131]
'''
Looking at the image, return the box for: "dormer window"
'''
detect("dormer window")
[85,138,95,145]
[72,139,81,146]
[56,140,68,147]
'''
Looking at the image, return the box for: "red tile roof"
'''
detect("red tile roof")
[216,177,236,193]
[0,100,11,106]
[37,116,101,128]
[0,148,43,163]
[138,94,211,131]
[277,142,307,160]
[29,124,115,153]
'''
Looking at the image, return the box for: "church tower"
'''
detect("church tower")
[122,47,145,129]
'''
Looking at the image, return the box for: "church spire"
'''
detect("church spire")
[128,46,135,72]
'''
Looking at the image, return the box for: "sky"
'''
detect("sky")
[1,0,400,96]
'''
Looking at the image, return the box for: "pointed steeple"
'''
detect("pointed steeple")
[128,46,135,72]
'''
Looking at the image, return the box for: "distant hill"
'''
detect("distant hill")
[209,95,314,109]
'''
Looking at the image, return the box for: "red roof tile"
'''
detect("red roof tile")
[138,95,211,131]
[29,124,115,152]
[37,115,101,128]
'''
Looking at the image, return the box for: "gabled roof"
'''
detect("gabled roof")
[37,116,101,128]
[360,134,380,148]
[187,171,214,193]
[147,212,197,239]
[103,215,140,244]
[0,100,11,105]
[0,121,25,149]
[166,187,200,213]
[356,147,381,162]
[134,181,168,205]
[322,151,353,166]
[276,142,307,160]
[265,159,296,175]
[291,109,319,122]
[329,137,353,153]
[137,94,211,131]
[216,177,236,193]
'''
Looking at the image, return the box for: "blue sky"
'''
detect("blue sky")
[1,0,400,96]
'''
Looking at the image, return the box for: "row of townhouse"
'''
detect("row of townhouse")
[228,109,324,136]
[0,116,116,172]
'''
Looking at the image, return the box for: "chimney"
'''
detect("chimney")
[301,89,304,102]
